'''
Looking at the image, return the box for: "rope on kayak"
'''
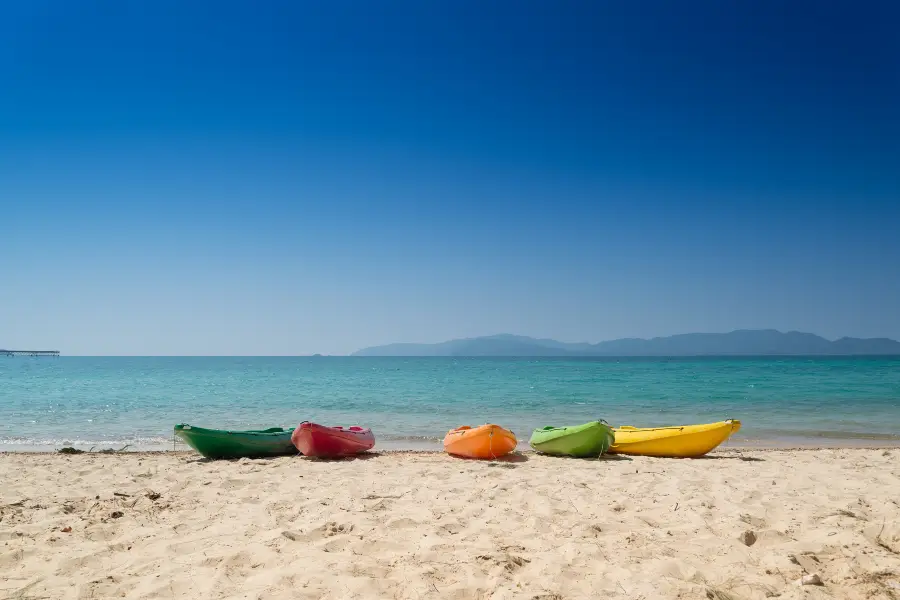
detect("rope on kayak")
[489,427,495,460]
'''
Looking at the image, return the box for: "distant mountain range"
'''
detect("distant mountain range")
[352,330,900,357]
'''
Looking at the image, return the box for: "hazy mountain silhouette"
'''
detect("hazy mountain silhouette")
[352,330,900,357]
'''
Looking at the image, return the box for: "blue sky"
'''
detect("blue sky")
[1,0,898,355]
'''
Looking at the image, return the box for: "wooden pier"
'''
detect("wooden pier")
[1,349,60,357]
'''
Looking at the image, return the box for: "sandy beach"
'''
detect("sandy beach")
[2,449,899,600]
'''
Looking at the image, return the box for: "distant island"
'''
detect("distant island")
[352,330,900,357]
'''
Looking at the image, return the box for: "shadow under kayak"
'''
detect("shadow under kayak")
[174,424,297,459]
[529,421,615,457]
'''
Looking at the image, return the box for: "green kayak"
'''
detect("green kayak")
[174,424,297,459]
[529,421,615,457]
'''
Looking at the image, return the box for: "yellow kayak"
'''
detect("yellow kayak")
[609,419,741,458]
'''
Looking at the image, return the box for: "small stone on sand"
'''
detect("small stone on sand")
[800,573,824,586]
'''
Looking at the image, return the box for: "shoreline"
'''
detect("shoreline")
[5,442,900,456]
[5,429,900,454]
[5,426,900,454]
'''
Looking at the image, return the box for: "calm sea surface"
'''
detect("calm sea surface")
[1,356,899,451]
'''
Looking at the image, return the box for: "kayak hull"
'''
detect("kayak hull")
[529,421,615,457]
[443,424,517,459]
[291,422,375,458]
[173,424,296,459]
[609,419,741,458]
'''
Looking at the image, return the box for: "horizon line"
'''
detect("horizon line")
[14,353,900,359]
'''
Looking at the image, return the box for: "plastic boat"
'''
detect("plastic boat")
[608,419,741,457]
[173,424,296,459]
[291,422,375,458]
[529,420,615,457]
[443,424,517,459]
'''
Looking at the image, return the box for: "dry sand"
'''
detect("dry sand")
[1,449,899,599]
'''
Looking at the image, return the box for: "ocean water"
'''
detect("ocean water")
[1,356,899,451]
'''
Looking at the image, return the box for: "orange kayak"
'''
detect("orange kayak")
[443,424,517,459]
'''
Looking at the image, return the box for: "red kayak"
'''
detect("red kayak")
[291,422,375,458]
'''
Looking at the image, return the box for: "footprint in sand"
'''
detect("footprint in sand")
[282,521,355,543]
[577,523,606,538]
[322,537,351,552]
[201,554,225,568]
[739,513,768,528]
[78,575,136,600]
[436,521,463,535]
[0,548,26,568]
[221,478,249,491]
[385,517,420,530]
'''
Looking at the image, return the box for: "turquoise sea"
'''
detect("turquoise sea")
[1,356,899,451]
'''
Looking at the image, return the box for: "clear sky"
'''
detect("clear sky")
[2,0,899,355]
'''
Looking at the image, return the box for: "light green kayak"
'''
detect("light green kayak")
[174,424,297,459]
[529,421,615,457]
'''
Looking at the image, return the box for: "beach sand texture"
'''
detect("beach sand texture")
[1,449,899,599]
